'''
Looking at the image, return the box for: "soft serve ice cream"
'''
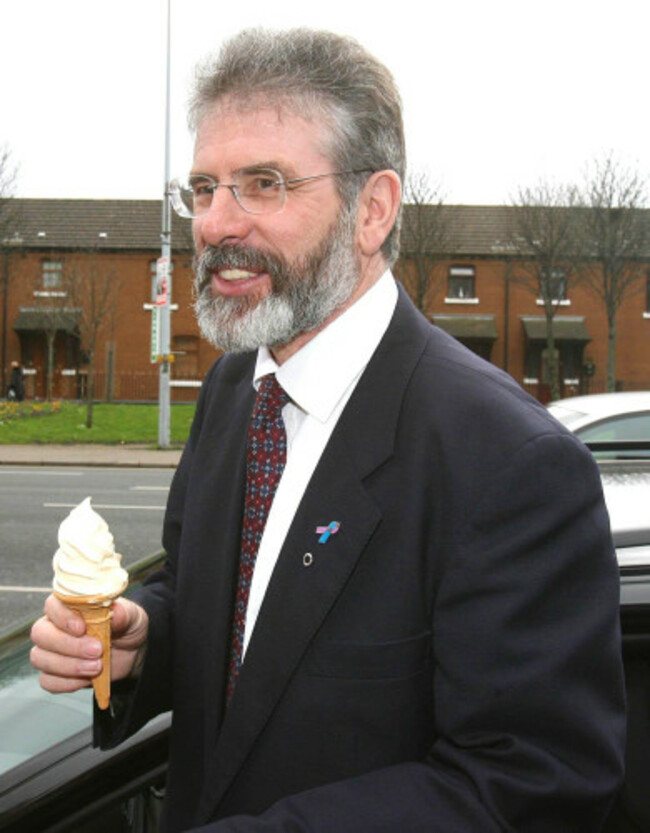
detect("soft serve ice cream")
[52,497,128,599]
[52,497,128,709]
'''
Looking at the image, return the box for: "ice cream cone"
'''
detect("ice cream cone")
[54,588,124,709]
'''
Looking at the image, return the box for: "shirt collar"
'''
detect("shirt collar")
[253,271,397,423]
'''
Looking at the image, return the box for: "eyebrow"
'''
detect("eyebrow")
[239,161,289,175]
[189,161,297,181]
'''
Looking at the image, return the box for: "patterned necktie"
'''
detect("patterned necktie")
[226,373,289,702]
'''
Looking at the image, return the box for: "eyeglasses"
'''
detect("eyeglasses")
[169,168,372,219]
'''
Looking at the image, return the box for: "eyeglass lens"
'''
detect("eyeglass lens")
[184,172,285,216]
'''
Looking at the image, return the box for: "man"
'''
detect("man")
[31,28,625,832]
[8,360,24,401]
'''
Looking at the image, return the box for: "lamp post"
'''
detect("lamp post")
[157,0,173,448]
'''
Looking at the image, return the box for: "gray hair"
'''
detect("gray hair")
[189,28,405,265]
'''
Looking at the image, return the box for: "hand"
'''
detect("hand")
[30,594,149,696]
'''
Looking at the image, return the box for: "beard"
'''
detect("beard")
[192,204,360,353]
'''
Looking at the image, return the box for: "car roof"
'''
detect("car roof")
[548,391,650,430]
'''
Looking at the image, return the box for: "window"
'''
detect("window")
[447,266,476,300]
[523,341,586,385]
[539,270,568,304]
[561,342,583,381]
[172,334,199,377]
[42,260,63,288]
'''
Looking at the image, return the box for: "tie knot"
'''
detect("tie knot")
[256,374,289,416]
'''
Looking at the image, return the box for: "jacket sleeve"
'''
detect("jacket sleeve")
[190,432,626,832]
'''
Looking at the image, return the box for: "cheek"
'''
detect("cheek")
[269,218,328,258]
[192,220,204,251]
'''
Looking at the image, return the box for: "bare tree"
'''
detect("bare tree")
[1,145,21,395]
[509,182,583,401]
[0,144,18,210]
[395,171,450,312]
[578,154,649,392]
[65,249,121,428]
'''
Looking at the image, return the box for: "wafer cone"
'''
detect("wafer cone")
[54,590,123,710]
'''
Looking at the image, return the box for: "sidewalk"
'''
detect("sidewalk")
[0,444,182,468]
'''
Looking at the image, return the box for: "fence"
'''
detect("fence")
[55,371,202,403]
[18,367,650,405]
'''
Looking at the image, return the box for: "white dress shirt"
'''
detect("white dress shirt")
[242,271,398,655]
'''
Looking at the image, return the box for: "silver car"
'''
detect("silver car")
[548,391,650,444]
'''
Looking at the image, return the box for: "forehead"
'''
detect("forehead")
[193,97,334,174]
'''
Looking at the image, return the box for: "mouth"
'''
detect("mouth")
[218,268,260,282]
[195,245,280,299]
[210,267,271,298]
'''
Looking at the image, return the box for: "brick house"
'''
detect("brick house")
[1,199,648,402]
[399,205,650,401]
[1,199,206,402]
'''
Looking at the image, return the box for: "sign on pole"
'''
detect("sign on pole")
[151,256,170,364]
[155,256,170,307]
[150,305,160,364]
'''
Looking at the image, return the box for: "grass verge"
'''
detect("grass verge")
[0,401,195,445]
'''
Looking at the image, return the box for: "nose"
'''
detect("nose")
[194,184,252,248]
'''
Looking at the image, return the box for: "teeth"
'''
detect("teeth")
[219,269,257,281]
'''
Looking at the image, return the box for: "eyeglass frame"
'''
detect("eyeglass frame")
[169,168,374,219]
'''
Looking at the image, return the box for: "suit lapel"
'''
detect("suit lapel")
[197,289,432,819]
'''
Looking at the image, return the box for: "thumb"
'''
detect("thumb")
[111,598,148,647]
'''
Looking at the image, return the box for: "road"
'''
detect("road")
[0,466,174,633]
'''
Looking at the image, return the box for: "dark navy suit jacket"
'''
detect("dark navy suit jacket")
[98,287,626,832]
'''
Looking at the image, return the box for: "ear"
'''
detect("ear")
[356,170,402,258]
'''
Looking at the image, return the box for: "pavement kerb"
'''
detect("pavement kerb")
[0,444,183,468]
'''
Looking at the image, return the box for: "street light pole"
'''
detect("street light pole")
[1,247,9,396]
[157,0,173,448]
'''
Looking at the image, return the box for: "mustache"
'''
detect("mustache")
[193,245,286,292]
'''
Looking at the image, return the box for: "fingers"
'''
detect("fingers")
[111,598,149,650]
[36,672,92,696]
[30,594,104,695]
[30,594,150,693]
[30,621,102,695]
[43,593,87,637]
[30,614,102,661]
[111,598,149,679]
[31,649,100,694]
[111,596,137,637]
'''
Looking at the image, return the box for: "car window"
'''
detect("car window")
[578,412,650,443]
[0,643,91,776]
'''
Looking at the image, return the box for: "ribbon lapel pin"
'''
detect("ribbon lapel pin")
[316,521,341,544]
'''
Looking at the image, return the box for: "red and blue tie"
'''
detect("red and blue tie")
[227,374,289,702]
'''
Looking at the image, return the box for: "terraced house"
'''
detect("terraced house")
[1,199,649,402]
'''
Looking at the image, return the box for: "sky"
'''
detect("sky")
[2,0,649,205]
